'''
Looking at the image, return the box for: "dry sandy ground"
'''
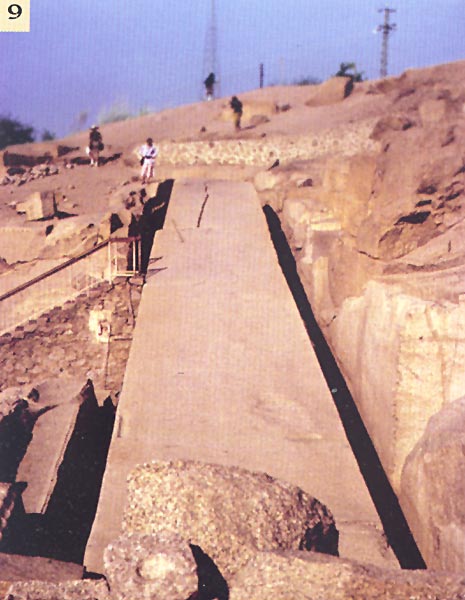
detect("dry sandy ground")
[0,78,389,226]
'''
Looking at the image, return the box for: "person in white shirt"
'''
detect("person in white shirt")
[139,137,158,184]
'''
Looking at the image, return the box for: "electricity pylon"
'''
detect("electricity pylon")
[377,7,396,78]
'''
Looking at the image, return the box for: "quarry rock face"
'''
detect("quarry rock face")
[103,532,197,600]
[325,281,465,491]
[123,460,339,578]
[401,396,465,571]
[282,61,465,571]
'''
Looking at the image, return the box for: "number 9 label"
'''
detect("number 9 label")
[0,1,30,32]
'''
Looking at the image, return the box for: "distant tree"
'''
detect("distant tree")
[41,129,55,141]
[293,75,322,86]
[334,62,365,83]
[0,115,35,150]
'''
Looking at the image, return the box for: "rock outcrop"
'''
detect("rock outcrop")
[305,75,354,106]
[401,396,465,571]
[123,460,339,578]
[278,61,465,571]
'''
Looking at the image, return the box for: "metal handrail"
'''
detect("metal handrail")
[0,239,110,303]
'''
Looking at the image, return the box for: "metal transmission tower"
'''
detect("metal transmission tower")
[377,7,396,78]
[202,0,220,100]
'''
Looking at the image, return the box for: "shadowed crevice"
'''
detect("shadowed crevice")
[140,178,174,273]
[263,204,426,570]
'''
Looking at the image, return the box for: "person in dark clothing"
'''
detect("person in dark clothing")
[204,72,216,100]
[88,125,103,167]
[229,96,243,131]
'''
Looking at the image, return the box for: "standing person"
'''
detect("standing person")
[139,137,158,184]
[230,96,243,131]
[88,125,103,167]
[204,72,215,100]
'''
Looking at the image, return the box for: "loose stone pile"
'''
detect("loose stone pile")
[1,164,60,187]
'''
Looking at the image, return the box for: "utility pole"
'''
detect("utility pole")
[202,0,220,99]
[377,7,396,78]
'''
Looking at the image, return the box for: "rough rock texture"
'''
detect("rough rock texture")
[0,553,83,584]
[401,396,465,571]
[5,580,110,600]
[324,281,465,490]
[0,279,142,397]
[277,61,465,571]
[103,532,197,600]
[123,460,338,578]
[230,551,465,600]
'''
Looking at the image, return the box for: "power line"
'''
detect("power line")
[377,7,397,78]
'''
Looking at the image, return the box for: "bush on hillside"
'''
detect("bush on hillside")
[294,75,322,86]
[0,115,35,150]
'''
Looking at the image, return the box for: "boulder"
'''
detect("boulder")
[230,551,465,600]
[123,460,339,578]
[306,76,353,107]
[104,532,197,600]
[16,191,56,221]
[401,396,465,571]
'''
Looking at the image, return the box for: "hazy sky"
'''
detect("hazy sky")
[1,0,464,138]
